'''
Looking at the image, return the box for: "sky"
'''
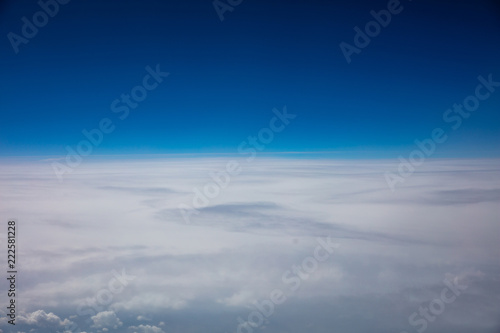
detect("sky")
[1,1,500,333]
[0,0,499,157]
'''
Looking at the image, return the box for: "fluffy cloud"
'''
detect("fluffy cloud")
[128,324,165,333]
[17,310,72,328]
[91,311,122,329]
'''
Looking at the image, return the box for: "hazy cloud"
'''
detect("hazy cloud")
[0,158,499,332]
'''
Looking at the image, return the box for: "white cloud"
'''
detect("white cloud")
[17,310,72,328]
[1,158,499,332]
[128,324,165,333]
[91,311,122,329]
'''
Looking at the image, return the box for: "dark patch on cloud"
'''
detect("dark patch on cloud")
[98,186,180,196]
[421,188,500,206]
[158,202,440,246]
[198,202,280,215]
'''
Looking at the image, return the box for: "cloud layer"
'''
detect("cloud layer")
[0,157,499,333]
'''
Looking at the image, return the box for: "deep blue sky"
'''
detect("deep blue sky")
[0,0,499,157]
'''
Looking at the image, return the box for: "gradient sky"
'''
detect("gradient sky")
[1,0,499,157]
